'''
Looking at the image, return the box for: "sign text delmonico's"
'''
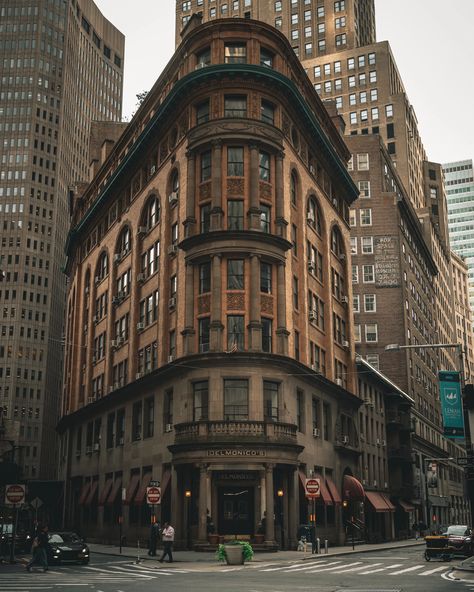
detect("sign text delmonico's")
[207,449,267,457]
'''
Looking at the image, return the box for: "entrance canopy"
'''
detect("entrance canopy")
[343,475,365,501]
[365,491,395,512]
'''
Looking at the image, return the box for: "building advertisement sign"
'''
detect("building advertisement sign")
[439,371,465,438]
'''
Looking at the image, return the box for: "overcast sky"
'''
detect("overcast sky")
[96,0,473,166]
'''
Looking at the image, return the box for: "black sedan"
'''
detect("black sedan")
[444,525,473,557]
[47,532,90,564]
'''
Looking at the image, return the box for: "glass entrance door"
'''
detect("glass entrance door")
[218,486,254,535]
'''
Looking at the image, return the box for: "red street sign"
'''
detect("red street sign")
[146,486,161,505]
[305,478,321,499]
[5,484,26,506]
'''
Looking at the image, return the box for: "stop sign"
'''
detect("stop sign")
[146,486,161,505]
[305,478,321,499]
[5,484,26,505]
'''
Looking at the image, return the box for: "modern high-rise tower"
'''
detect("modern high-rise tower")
[0,0,124,479]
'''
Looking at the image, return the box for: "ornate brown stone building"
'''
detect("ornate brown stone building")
[58,17,362,548]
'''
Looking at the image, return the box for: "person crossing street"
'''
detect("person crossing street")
[158,522,174,563]
[26,525,49,572]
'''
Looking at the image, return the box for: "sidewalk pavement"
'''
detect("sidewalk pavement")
[88,538,425,569]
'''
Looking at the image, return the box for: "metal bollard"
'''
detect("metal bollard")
[316,538,321,554]
[136,538,141,564]
[324,539,329,554]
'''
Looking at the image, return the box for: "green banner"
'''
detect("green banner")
[439,371,464,439]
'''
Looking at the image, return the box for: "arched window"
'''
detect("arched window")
[117,226,131,255]
[142,195,160,230]
[96,252,108,282]
[290,171,298,206]
[331,225,344,258]
[307,196,322,235]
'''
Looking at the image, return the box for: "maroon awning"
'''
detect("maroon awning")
[84,480,98,506]
[381,493,396,512]
[399,500,416,513]
[98,479,113,506]
[106,478,122,505]
[366,491,390,512]
[124,474,140,505]
[343,475,365,501]
[134,473,152,505]
[313,473,333,506]
[78,482,91,505]
[326,476,342,504]
[161,469,171,497]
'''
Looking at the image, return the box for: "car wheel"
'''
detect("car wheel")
[424,551,431,561]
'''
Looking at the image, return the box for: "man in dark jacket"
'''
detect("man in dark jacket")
[26,525,49,572]
[148,521,161,556]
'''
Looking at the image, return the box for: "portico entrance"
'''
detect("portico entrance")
[218,486,254,535]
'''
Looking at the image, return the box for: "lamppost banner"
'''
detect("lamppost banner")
[439,371,465,438]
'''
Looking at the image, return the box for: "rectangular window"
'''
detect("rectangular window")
[201,203,211,232]
[371,107,379,121]
[348,75,356,88]
[227,146,244,176]
[358,180,370,198]
[262,317,272,353]
[323,403,331,440]
[228,200,244,230]
[260,262,272,294]
[362,264,375,283]
[297,389,304,432]
[314,66,321,78]
[199,262,211,294]
[364,294,376,312]
[201,150,211,181]
[354,324,361,342]
[357,154,369,171]
[115,409,125,446]
[193,380,209,421]
[347,57,355,70]
[365,323,378,342]
[198,317,210,353]
[144,397,154,438]
[132,401,142,441]
[350,236,357,255]
[259,151,270,181]
[224,96,247,118]
[261,100,275,124]
[352,265,359,283]
[385,104,393,118]
[196,47,211,67]
[260,203,271,232]
[164,389,173,428]
[106,413,115,449]
[260,48,274,68]
[361,236,373,254]
[263,380,279,421]
[224,378,248,420]
[227,259,244,289]
[196,100,210,124]
[292,276,299,309]
[312,397,320,429]
[227,315,244,351]
[225,43,247,63]
[353,294,360,312]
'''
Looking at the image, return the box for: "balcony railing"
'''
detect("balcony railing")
[174,420,297,445]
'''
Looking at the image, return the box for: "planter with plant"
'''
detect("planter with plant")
[216,540,254,565]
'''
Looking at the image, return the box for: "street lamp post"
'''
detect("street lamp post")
[184,490,192,550]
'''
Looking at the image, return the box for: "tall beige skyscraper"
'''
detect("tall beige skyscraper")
[0,0,124,479]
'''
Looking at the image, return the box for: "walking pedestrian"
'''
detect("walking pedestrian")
[158,522,174,563]
[148,520,161,556]
[26,525,49,572]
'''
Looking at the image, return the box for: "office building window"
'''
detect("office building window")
[228,200,244,230]
[225,43,247,63]
[193,380,209,421]
[198,317,210,353]
[227,146,244,176]
[224,379,248,420]
[225,96,247,118]
[263,380,279,421]
[227,259,244,289]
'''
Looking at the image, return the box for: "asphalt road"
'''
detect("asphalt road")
[0,546,467,592]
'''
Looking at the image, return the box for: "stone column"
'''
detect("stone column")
[182,262,195,355]
[248,143,261,230]
[184,151,196,237]
[287,467,298,550]
[248,254,262,351]
[282,472,289,550]
[198,464,208,543]
[275,150,288,239]
[265,463,275,544]
[276,262,289,355]
[211,140,223,230]
[170,465,183,546]
[209,254,223,351]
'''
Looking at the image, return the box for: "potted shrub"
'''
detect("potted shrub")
[208,533,219,545]
[216,541,254,565]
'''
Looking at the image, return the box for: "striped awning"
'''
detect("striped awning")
[78,482,91,505]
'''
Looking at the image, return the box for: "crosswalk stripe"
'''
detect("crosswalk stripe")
[389,565,424,575]
[418,566,451,576]
[104,565,155,577]
[358,563,403,574]
[332,563,382,574]
[306,561,362,573]
[280,561,334,572]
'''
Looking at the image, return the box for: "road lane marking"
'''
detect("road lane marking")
[306,561,362,573]
[281,561,334,572]
[358,563,403,574]
[389,564,424,574]
[332,562,382,573]
[418,565,451,575]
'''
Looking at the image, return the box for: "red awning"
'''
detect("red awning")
[134,473,152,505]
[78,482,91,505]
[98,479,113,506]
[313,473,333,506]
[84,480,98,506]
[343,475,365,501]
[399,499,415,513]
[124,474,141,505]
[161,469,171,497]
[106,478,122,505]
[366,491,391,512]
[326,476,342,504]
[381,493,396,512]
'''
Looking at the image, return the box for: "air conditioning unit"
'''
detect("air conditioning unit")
[113,253,121,264]
[168,192,178,206]
[137,226,147,236]
[113,382,120,390]
[85,446,92,455]
[332,198,338,208]
[136,322,145,331]
[109,385,115,393]
[341,435,349,444]
[381,439,386,447]
[111,339,118,348]
[308,261,315,273]
[149,164,156,176]
[339,253,346,261]
[116,291,126,301]
[360,433,365,441]
[373,479,377,487]
[94,276,100,285]
[309,311,316,322]
[335,378,343,387]
[307,212,315,223]
[342,340,350,348]
[118,437,124,446]
[165,423,173,433]
[137,273,146,283]
[195,62,207,70]
[135,372,144,380]
[341,295,349,304]
[168,244,178,256]
[168,355,175,363]
[312,427,320,438]
[376,438,381,446]
[116,336,124,346]
[168,296,176,309]
[362,478,367,485]
[82,363,86,371]
[364,398,374,407]
[93,443,100,452]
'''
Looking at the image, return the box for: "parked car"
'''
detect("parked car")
[443,525,473,557]
[0,524,33,553]
[47,532,90,564]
